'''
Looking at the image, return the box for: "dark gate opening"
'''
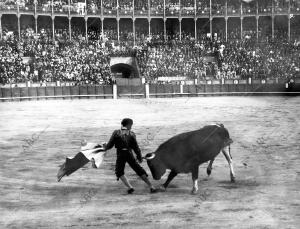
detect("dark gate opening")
[111,63,134,78]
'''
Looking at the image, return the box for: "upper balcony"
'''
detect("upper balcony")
[134,0,148,16]
[165,0,180,17]
[103,0,117,17]
[150,0,164,17]
[1,0,299,19]
[119,0,133,17]
[181,0,195,16]
[258,0,272,15]
[227,0,240,16]
[196,0,209,17]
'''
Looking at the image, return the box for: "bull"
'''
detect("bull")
[144,124,235,194]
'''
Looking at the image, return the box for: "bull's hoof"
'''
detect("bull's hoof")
[230,175,236,183]
[159,185,167,192]
[191,188,198,195]
[206,167,212,176]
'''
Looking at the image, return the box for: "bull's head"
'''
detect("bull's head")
[144,153,166,180]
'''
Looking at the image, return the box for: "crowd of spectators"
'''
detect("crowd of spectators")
[136,36,300,82]
[1,28,299,85]
[1,0,300,15]
[1,1,300,85]
[219,39,300,80]
[0,37,112,85]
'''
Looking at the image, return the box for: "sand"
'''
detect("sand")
[0,96,299,228]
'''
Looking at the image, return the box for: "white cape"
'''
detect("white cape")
[68,142,106,168]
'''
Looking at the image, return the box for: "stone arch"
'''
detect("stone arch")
[111,63,137,78]
[110,57,140,78]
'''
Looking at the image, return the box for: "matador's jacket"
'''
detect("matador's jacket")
[105,127,148,180]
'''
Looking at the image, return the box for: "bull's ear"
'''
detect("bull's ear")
[145,153,155,160]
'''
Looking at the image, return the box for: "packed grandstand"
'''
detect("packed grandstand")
[0,0,300,85]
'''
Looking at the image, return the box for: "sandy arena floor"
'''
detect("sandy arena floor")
[0,96,299,229]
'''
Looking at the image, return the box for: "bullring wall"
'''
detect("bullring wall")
[0,81,300,101]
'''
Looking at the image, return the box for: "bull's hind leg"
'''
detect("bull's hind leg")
[206,159,215,176]
[191,167,199,195]
[161,170,177,190]
[222,146,235,182]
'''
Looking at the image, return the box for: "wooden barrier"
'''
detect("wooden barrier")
[164,84,173,94]
[37,87,46,97]
[118,85,133,98]
[12,87,21,98]
[213,85,221,94]
[87,86,96,96]
[1,82,300,101]
[237,84,246,92]
[188,85,197,95]
[104,85,113,99]
[70,86,79,99]
[20,87,29,97]
[246,84,253,92]
[116,78,142,86]
[54,87,63,97]
[2,88,11,98]
[131,85,145,97]
[46,87,55,97]
[220,84,229,93]
[79,86,88,96]
[95,85,104,95]
[62,86,71,99]
[28,87,38,97]
[173,84,181,94]
[156,85,166,98]
[196,85,205,93]
[205,84,214,93]
[228,84,236,94]
[149,84,156,95]
[182,85,189,94]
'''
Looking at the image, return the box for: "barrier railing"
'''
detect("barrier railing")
[0,80,299,101]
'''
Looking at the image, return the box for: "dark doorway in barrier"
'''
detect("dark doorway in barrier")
[111,64,135,78]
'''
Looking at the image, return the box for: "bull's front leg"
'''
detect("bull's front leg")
[206,158,215,176]
[191,167,199,195]
[161,170,178,191]
[222,146,235,182]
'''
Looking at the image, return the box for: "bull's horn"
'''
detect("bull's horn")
[143,153,155,160]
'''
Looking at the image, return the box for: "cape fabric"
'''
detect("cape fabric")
[57,142,106,181]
